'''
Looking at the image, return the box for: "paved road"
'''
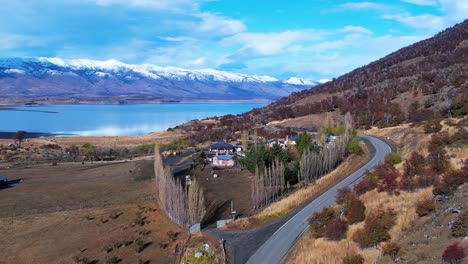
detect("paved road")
[245,135,392,264]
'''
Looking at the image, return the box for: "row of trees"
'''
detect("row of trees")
[298,113,353,183]
[154,145,205,229]
[251,160,286,211]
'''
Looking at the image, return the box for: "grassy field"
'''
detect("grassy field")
[0,160,186,264]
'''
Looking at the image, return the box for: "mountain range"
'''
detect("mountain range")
[0,57,319,102]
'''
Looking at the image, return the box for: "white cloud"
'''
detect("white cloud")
[383,13,445,30]
[438,0,468,22]
[185,57,206,67]
[93,0,200,12]
[400,0,437,6]
[0,34,47,50]
[341,25,373,34]
[194,12,247,36]
[339,2,384,9]
[222,30,325,58]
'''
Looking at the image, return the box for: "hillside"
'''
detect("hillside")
[245,20,468,128]
[0,57,318,103]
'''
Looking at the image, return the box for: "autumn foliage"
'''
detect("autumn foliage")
[324,219,348,241]
[352,209,396,248]
[442,242,465,264]
[308,207,336,238]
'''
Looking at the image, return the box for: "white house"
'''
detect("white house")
[212,155,235,167]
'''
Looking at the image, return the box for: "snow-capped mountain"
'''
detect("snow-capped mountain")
[0,57,317,100]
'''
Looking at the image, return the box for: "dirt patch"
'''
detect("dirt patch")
[0,161,154,217]
[190,167,254,224]
[0,201,186,264]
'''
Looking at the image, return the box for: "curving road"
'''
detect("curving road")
[245,135,392,264]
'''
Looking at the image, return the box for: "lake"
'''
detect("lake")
[0,102,267,136]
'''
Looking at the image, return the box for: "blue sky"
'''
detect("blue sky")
[0,0,466,80]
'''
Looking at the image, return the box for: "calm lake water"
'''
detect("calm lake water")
[0,102,267,136]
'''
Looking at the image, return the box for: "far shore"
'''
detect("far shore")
[0,97,272,107]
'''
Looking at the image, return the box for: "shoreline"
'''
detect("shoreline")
[0,131,70,139]
[0,97,272,107]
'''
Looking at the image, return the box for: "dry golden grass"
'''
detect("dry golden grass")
[360,188,433,239]
[286,187,434,264]
[0,129,186,148]
[365,123,430,159]
[224,143,369,230]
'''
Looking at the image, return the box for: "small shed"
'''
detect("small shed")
[212,155,235,167]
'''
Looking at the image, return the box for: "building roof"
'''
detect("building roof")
[214,155,234,161]
[0,174,7,181]
[210,141,234,150]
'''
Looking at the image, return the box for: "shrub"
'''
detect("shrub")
[354,170,378,195]
[442,242,465,264]
[308,207,336,238]
[352,209,396,248]
[385,153,402,165]
[451,210,468,238]
[104,256,120,264]
[344,196,366,224]
[134,240,145,253]
[382,242,400,259]
[324,219,348,241]
[423,119,442,134]
[336,186,352,205]
[347,135,363,155]
[342,253,364,264]
[416,199,435,217]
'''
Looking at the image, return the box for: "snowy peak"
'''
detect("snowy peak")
[283,77,318,86]
[1,57,315,85]
[0,57,319,100]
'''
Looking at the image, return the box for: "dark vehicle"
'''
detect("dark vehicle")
[0,173,7,187]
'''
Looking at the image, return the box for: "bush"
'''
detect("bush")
[354,170,378,195]
[382,242,400,259]
[324,219,348,241]
[308,207,336,238]
[416,199,435,217]
[451,210,468,238]
[344,196,366,224]
[342,253,364,264]
[424,119,442,134]
[336,186,352,205]
[134,240,145,253]
[385,153,402,165]
[442,242,465,264]
[347,135,363,155]
[352,209,396,248]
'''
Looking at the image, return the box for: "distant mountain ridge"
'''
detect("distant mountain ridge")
[0,57,319,101]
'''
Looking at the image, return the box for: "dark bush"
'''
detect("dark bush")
[308,207,336,238]
[352,209,396,248]
[324,219,348,241]
[354,170,378,195]
[344,196,366,224]
[134,240,145,253]
[416,199,435,217]
[342,253,364,264]
[451,210,468,238]
[423,119,442,134]
[336,186,352,205]
[442,242,465,264]
[382,241,400,259]
[167,231,179,242]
